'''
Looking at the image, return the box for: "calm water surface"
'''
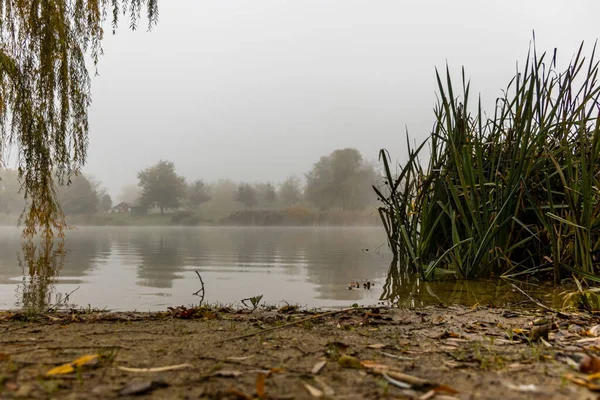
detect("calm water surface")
[0,226,392,311]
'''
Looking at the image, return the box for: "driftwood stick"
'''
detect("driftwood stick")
[192,270,205,305]
[216,306,386,343]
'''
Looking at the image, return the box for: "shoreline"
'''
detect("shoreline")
[0,221,382,228]
[0,208,382,228]
[0,304,597,399]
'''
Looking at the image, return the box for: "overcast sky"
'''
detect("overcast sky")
[86,0,600,197]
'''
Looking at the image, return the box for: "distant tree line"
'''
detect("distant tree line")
[0,148,379,219]
[131,161,307,215]
[130,148,378,215]
[0,170,113,216]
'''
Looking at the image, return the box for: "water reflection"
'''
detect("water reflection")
[0,227,563,311]
[381,261,563,308]
[17,242,65,312]
[130,233,186,288]
[0,227,391,310]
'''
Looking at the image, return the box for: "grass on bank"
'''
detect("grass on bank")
[376,40,600,284]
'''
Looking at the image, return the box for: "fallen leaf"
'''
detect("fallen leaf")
[503,382,539,393]
[167,306,196,319]
[507,363,528,371]
[381,352,418,361]
[579,354,600,374]
[373,369,431,389]
[564,373,600,391]
[278,305,299,314]
[420,390,436,400]
[367,343,386,349]
[46,354,99,376]
[227,355,255,361]
[311,360,326,375]
[256,373,266,398]
[443,361,462,368]
[562,354,583,370]
[587,382,600,392]
[576,337,599,343]
[433,384,460,394]
[588,371,600,380]
[590,325,600,336]
[117,363,194,373]
[0,312,14,320]
[303,382,323,398]
[381,372,411,389]
[533,318,551,326]
[213,370,243,378]
[118,380,169,396]
[72,354,99,367]
[361,360,389,370]
[313,376,335,396]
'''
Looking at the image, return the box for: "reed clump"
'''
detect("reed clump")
[376,41,600,283]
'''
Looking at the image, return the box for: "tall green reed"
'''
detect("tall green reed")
[376,41,600,282]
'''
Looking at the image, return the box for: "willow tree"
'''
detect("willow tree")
[0,0,158,241]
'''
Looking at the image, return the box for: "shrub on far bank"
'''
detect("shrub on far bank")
[170,210,202,226]
[220,207,378,226]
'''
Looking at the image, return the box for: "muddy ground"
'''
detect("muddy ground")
[1,305,600,399]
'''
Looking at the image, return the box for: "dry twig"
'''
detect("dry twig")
[192,270,205,305]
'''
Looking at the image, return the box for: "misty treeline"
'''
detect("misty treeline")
[0,148,380,224]
[129,148,378,221]
[0,170,112,216]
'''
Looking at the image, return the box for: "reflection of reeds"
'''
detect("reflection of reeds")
[17,240,65,313]
[380,263,561,308]
[376,40,600,283]
[381,260,422,307]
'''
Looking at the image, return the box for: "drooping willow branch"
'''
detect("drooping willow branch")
[0,1,158,242]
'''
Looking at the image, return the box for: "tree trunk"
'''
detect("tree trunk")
[160,206,164,215]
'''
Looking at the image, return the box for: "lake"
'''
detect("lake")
[0,226,392,311]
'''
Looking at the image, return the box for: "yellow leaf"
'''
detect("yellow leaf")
[46,354,99,376]
[46,363,74,376]
[589,371,600,381]
[72,355,98,367]
[565,373,589,387]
